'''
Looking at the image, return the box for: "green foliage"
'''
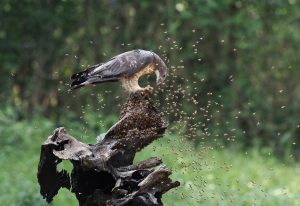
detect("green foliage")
[0,106,53,151]
[1,0,300,156]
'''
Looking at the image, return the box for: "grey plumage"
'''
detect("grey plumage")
[71,49,167,90]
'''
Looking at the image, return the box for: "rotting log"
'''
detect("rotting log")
[37,91,180,206]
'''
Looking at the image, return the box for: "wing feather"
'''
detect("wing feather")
[70,49,155,89]
[90,50,154,77]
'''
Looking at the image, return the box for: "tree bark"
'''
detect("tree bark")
[37,91,180,206]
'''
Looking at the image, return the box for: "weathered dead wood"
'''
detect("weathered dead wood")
[37,91,180,206]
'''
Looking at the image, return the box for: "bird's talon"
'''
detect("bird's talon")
[144,86,153,95]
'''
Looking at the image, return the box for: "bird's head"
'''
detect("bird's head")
[153,53,168,85]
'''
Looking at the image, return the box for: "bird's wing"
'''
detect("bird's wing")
[89,50,154,77]
[71,50,154,89]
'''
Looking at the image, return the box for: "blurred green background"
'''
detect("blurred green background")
[1,0,300,205]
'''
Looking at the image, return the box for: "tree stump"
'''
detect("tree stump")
[37,91,180,206]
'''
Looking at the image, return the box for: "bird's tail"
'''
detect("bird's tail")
[71,67,118,90]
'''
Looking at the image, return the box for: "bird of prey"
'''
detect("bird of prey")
[71,49,168,93]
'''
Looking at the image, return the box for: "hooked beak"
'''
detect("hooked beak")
[156,78,163,85]
[155,70,162,85]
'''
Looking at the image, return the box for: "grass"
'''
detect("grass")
[1,117,300,206]
[136,136,300,206]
